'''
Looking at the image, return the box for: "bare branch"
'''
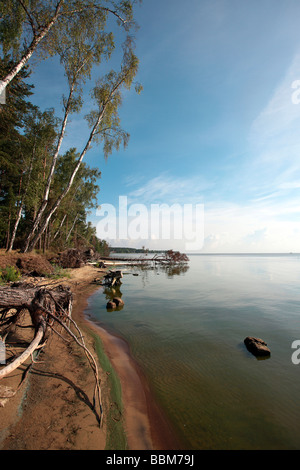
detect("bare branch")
[0,283,103,426]
[17,0,37,36]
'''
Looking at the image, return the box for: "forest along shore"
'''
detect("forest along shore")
[0,257,179,450]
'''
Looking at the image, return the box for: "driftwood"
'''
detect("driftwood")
[0,282,103,425]
[103,270,123,287]
[102,250,189,266]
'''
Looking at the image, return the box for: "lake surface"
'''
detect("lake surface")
[86,253,300,449]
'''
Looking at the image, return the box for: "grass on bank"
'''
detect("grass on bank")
[0,261,70,284]
[45,264,71,279]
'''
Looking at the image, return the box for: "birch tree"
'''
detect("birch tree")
[1,1,142,253]
[48,148,101,248]
[24,48,141,252]
[6,107,59,251]
[20,1,142,252]
[0,0,140,94]
[22,7,115,251]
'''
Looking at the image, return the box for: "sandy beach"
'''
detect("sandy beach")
[0,263,180,451]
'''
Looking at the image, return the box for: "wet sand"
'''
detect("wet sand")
[84,316,181,450]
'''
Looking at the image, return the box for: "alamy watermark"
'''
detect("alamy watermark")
[291,80,300,104]
[0,81,6,105]
[96,196,204,251]
[0,339,6,365]
[291,340,300,365]
[288,84,300,364]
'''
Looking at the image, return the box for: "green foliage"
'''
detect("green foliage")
[0,1,25,57]
[0,265,21,283]
[0,56,34,131]
[86,49,141,159]
[46,264,71,279]
[0,57,36,247]
[0,1,142,79]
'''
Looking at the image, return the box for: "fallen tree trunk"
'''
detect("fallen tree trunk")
[0,324,44,379]
[0,283,103,426]
[0,284,72,379]
[0,284,72,312]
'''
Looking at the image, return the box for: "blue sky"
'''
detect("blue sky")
[29,0,300,252]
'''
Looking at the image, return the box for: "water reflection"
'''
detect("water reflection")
[104,284,124,311]
[163,264,190,277]
[103,260,190,310]
[131,262,190,279]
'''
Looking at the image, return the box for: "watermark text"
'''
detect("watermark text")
[291,80,300,104]
[0,339,6,365]
[291,340,300,365]
[96,196,204,251]
[0,81,6,105]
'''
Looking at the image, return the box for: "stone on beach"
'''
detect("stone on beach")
[244,336,271,357]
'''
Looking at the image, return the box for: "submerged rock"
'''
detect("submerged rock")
[244,336,271,357]
[113,297,124,307]
[106,301,117,310]
[106,298,124,310]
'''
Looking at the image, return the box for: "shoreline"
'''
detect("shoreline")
[74,268,181,450]
[83,314,181,450]
[0,264,180,450]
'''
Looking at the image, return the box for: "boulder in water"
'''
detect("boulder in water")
[106,301,117,310]
[244,336,271,357]
[113,297,124,307]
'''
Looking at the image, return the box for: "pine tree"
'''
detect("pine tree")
[0,57,35,248]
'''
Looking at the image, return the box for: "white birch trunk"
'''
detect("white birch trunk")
[26,68,131,252]
[0,1,63,93]
[23,81,76,252]
[66,213,79,241]
[26,104,107,252]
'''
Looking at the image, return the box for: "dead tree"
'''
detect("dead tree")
[153,250,189,265]
[0,283,103,425]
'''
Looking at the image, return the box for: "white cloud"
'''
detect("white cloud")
[278,180,300,190]
[94,168,300,252]
[249,52,300,167]
[93,53,300,253]
[128,173,209,205]
[202,198,300,253]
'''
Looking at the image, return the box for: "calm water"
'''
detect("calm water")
[85,254,300,449]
